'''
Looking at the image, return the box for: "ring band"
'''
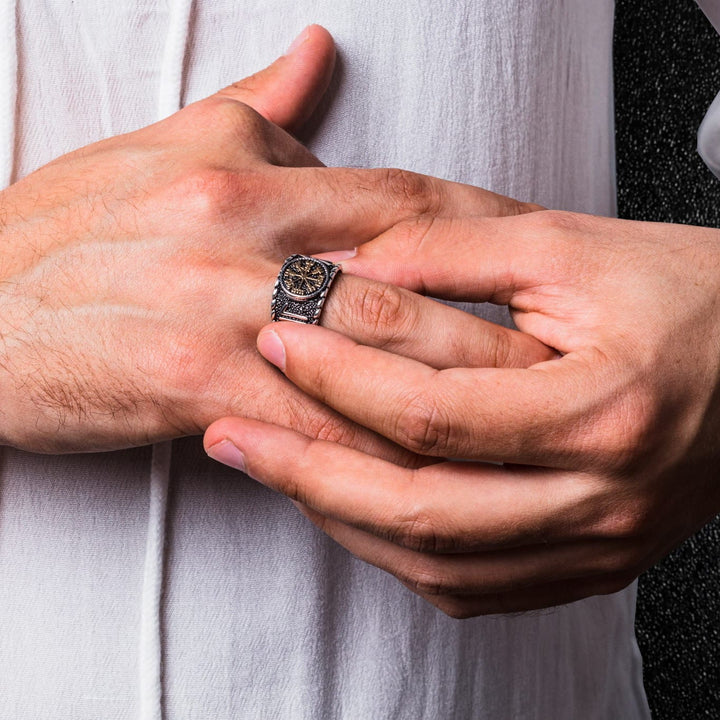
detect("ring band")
[270,254,342,325]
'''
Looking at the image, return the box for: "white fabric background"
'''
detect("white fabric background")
[0,1,655,718]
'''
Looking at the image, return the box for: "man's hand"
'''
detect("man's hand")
[205,210,720,617]
[0,26,548,454]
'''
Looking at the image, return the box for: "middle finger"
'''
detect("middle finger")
[321,274,556,370]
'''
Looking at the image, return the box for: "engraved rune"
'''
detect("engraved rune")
[284,259,325,295]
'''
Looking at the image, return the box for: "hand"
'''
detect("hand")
[205,210,720,617]
[0,26,547,454]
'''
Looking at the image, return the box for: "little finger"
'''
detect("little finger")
[295,503,640,597]
[411,573,636,618]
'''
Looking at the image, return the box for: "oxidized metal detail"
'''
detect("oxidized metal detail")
[271,254,341,325]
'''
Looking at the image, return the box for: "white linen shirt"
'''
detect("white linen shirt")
[0,0,677,718]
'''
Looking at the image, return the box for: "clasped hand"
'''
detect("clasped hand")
[7,23,717,619]
[207,208,720,617]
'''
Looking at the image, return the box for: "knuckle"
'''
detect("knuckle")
[589,485,654,542]
[589,542,644,578]
[354,283,411,340]
[205,96,266,137]
[374,214,437,268]
[168,168,237,220]
[491,328,512,368]
[163,99,211,133]
[594,389,659,473]
[390,505,449,554]
[530,210,595,238]
[166,167,265,229]
[404,561,457,597]
[534,209,584,235]
[394,388,452,456]
[157,334,213,402]
[305,411,360,448]
[605,501,652,541]
[281,397,357,447]
[497,196,544,217]
[517,200,546,214]
[382,168,441,216]
[176,98,242,141]
[394,514,438,553]
[182,97,276,162]
[391,215,437,253]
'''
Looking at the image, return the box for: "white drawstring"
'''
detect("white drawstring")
[0,0,15,613]
[139,1,194,718]
[157,0,194,120]
[139,440,173,720]
[0,0,17,188]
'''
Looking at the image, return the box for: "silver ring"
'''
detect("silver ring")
[270,254,342,325]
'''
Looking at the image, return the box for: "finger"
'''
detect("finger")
[193,258,553,375]
[280,273,555,369]
[215,25,336,132]
[296,503,635,596]
[336,211,575,305]
[201,354,424,469]
[203,419,601,553]
[256,320,600,466]
[410,573,634,618]
[272,168,542,256]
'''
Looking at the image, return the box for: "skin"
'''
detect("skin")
[0,26,550,455]
[205,210,720,618]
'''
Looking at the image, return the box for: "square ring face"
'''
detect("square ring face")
[280,257,329,299]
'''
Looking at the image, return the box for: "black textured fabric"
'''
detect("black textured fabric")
[614,1,720,717]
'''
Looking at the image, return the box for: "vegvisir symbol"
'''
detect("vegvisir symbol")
[272,254,340,325]
[282,258,326,295]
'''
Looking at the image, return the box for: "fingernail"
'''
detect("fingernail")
[207,439,246,473]
[257,328,286,371]
[315,248,357,263]
[286,27,310,54]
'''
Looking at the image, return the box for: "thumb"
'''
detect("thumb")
[216,25,336,132]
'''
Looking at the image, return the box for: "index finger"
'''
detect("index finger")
[275,167,540,257]
[258,320,617,470]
